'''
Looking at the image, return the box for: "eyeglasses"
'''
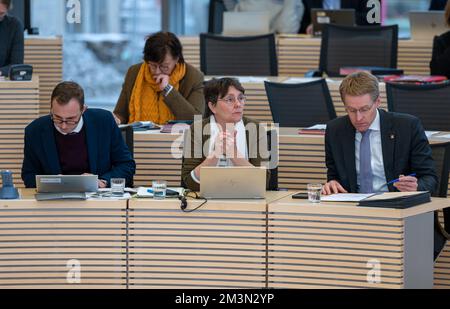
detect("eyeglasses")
[218,95,246,106]
[345,103,376,115]
[148,62,172,73]
[51,113,83,125]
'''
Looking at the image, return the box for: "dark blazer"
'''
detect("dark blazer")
[429,0,447,10]
[21,109,136,188]
[181,116,271,192]
[299,0,376,33]
[325,109,438,194]
[430,30,450,78]
[0,15,24,76]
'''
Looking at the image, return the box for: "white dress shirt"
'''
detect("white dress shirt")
[355,110,388,193]
[191,116,248,184]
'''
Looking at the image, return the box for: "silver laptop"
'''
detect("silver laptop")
[409,11,447,41]
[311,9,356,36]
[200,167,266,199]
[223,11,271,36]
[36,175,98,193]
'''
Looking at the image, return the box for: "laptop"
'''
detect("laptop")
[36,175,98,193]
[222,11,271,36]
[311,9,356,36]
[200,167,266,199]
[409,11,447,41]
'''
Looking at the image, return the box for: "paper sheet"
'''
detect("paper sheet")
[321,193,376,202]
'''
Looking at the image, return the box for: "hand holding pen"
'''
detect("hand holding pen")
[392,173,418,192]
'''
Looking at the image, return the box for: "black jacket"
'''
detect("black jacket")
[429,0,447,10]
[325,109,438,194]
[430,30,450,78]
[0,15,24,76]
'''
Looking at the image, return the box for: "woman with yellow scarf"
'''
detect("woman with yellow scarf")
[113,32,205,125]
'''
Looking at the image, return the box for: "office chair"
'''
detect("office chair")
[120,125,134,187]
[200,33,278,76]
[264,79,337,127]
[386,81,450,131]
[430,142,450,260]
[308,24,398,77]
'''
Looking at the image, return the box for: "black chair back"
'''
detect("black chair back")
[264,79,337,127]
[386,81,450,131]
[320,24,398,77]
[120,126,134,158]
[200,33,278,76]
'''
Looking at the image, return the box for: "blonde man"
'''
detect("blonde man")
[322,71,437,195]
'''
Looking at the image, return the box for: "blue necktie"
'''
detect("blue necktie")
[359,129,373,193]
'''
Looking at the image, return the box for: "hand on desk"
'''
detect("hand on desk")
[322,180,348,195]
[393,175,418,192]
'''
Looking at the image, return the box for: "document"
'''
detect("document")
[321,193,376,202]
[425,131,440,138]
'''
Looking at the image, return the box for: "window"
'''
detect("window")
[383,0,431,38]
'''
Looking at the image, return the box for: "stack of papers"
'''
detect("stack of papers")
[321,193,375,202]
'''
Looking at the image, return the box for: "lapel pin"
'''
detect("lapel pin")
[390,134,395,140]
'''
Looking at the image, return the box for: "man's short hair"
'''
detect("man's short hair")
[51,81,85,109]
[204,78,245,118]
[0,0,11,9]
[143,31,185,64]
[339,71,380,104]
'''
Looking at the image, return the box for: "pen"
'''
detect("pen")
[386,173,417,186]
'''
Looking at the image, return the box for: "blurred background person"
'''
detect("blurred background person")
[0,0,24,77]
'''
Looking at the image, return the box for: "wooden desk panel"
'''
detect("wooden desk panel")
[24,37,63,116]
[0,199,127,289]
[0,78,40,187]
[128,198,267,289]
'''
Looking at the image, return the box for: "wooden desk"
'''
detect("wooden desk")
[268,195,450,289]
[180,36,434,77]
[128,191,291,289]
[24,37,63,115]
[0,197,127,288]
[0,77,39,187]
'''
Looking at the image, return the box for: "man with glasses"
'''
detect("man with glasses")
[21,81,136,188]
[322,71,437,195]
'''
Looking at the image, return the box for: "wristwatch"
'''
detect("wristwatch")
[163,84,174,97]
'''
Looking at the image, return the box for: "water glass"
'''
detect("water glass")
[152,180,167,200]
[307,183,323,203]
[110,178,125,196]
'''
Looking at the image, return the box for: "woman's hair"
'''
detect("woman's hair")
[143,31,185,64]
[446,1,450,27]
[204,78,245,118]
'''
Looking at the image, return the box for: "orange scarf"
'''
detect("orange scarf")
[128,62,186,125]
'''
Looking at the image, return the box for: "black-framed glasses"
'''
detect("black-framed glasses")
[51,113,83,125]
[218,95,246,106]
[148,62,172,73]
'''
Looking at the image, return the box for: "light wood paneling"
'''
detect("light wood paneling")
[0,200,127,289]
[24,37,63,116]
[0,78,39,188]
[128,199,267,289]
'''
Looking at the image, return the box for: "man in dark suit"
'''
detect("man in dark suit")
[299,0,379,33]
[322,71,437,195]
[22,81,136,188]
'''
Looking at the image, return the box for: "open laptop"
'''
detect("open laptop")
[311,9,356,36]
[409,11,447,41]
[200,167,266,199]
[35,175,98,200]
[222,11,271,36]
